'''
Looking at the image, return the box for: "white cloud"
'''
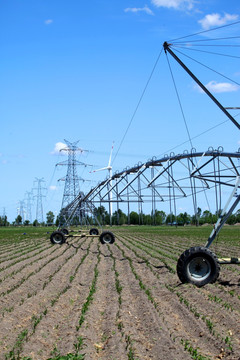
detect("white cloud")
[198,13,238,30]
[51,142,68,155]
[196,81,240,94]
[205,81,239,93]
[151,0,194,10]
[124,5,154,15]
[45,19,53,25]
[49,185,57,191]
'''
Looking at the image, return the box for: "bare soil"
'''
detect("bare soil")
[0,228,240,360]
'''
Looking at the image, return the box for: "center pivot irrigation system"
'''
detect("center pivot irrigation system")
[50,40,240,287]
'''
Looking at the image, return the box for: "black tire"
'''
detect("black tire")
[60,228,69,235]
[50,231,66,245]
[99,231,115,244]
[89,228,99,235]
[177,246,220,287]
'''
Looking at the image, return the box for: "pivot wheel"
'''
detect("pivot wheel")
[177,246,220,287]
[50,231,66,245]
[89,228,99,235]
[99,231,115,244]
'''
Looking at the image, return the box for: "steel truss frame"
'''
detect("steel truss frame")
[64,149,240,231]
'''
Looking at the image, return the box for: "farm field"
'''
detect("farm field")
[0,225,240,360]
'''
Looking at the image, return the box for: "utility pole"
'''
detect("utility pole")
[33,178,46,224]
[56,139,91,222]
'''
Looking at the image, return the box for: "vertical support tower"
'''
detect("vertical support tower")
[34,178,46,224]
[57,140,87,222]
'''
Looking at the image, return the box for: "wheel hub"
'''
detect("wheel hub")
[187,256,211,281]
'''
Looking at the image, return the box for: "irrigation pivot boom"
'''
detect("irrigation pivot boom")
[164,41,240,286]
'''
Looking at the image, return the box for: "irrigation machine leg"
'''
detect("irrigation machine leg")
[177,177,240,286]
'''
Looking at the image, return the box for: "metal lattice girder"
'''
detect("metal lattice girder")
[60,148,240,228]
[83,149,240,205]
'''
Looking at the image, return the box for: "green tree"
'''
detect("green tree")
[15,215,22,225]
[46,211,55,226]
[155,210,166,225]
[166,213,176,225]
[130,211,139,225]
[33,219,39,227]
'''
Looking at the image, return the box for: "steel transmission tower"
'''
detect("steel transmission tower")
[57,140,90,221]
[33,178,46,223]
[19,200,25,223]
[25,191,33,223]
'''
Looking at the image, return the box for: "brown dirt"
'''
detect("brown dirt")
[0,229,240,360]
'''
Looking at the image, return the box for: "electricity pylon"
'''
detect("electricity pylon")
[19,200,25,223]
[33,178,46,224]
[25,191,33,223]
[57,139,90,222]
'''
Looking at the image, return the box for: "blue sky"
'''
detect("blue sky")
[1,0,240,222]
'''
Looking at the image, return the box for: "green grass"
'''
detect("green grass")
[112,224,240,246]
[0,226,53,243]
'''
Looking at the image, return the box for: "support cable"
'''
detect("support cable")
[112,48,164,165]
[173,45,240,59]
[172,35,240,44]
[171,47,240,86]
[165,52,193,149]
[168,20,240,43]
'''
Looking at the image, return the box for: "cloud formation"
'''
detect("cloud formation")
[203,81,240,94]
[45,19,53,25]
[124,6,154,15]
[51,142,68,155]
[151,0,194,10]
[49,185,57,191]
[198,13,238,30]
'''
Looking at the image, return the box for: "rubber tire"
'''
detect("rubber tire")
[60,228,69,235]
[89,228,99,235]
[99,231,115,244]
[50,231,66,245]
[177,246,220,287]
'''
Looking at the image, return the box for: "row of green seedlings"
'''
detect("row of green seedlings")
[0,240,49,268]
[48,242,102,360]
[115,240,212,360]
[0,239,42,261]
[0,243,59,287]
[136,233,191,256]
[207,293,234,312]
[22,236,90,307]
[227,288,240,302]
[107,244,137,360]
[0,236,36,253]
[0,241,53,276]
[4,238,94,360]
[0,237,79,299]
[165,284,234,354]
[124,233,179,263]
[1,245,63,317]
[119,234,176,274]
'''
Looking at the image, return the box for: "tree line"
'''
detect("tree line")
[1,206,239,227]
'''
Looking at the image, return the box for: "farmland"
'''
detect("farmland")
[0,225,239,360]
